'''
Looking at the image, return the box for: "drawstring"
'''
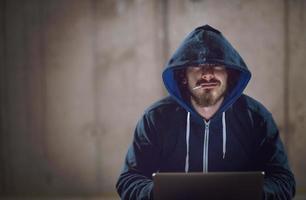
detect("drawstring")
[222,112,227,159]
[185,112,190,172]
[184,111,227,172]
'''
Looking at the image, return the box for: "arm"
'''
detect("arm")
[116,112,160,200]
[256,115,296,200]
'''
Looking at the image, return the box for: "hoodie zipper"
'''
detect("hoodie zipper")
[203,120,210,172]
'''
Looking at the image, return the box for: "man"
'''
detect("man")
[116,25,295,199]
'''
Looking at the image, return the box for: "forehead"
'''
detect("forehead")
[186,64,226,71]
[189,63,224,68]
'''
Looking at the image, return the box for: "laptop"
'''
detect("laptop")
[153,171,264,200]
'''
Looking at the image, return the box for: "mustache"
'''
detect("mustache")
[196,78,221,86]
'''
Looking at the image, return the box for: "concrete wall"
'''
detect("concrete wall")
[288,0,306,193]
[0,0,305,198]
[0,0,165,196]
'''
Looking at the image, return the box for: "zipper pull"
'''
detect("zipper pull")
[204,120,210,129]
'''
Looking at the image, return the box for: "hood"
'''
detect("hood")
[162,25,251,120]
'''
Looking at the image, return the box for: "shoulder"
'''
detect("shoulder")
[141,96,186,125]
[234,94,272,121]
[232,95,279,140]
[145,96,184,114]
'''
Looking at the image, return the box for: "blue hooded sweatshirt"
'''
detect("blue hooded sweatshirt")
[116,25,295,200]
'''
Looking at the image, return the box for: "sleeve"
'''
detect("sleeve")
[116,112,160,200]
[256,114,296,200]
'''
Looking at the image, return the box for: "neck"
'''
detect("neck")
[191,97,224,121]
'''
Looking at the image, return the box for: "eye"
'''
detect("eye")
[214,66,225,71]
[187,66,202,73]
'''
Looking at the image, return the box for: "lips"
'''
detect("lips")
[197,80,220,89]
[192,79,221,90]
[199,82,220,89]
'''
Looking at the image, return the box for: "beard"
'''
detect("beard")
[188,80,227,107]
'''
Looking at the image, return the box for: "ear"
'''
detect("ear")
[182,78,187,84]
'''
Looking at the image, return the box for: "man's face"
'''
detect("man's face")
[185,64,228,107]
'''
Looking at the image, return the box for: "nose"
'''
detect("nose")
[201,67,214,81]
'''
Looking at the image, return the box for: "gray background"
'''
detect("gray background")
[1,0,306,199]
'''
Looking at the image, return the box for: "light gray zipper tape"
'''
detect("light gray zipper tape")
[203,121,210,172]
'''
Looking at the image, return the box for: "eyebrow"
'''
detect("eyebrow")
[190,64,224,68]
